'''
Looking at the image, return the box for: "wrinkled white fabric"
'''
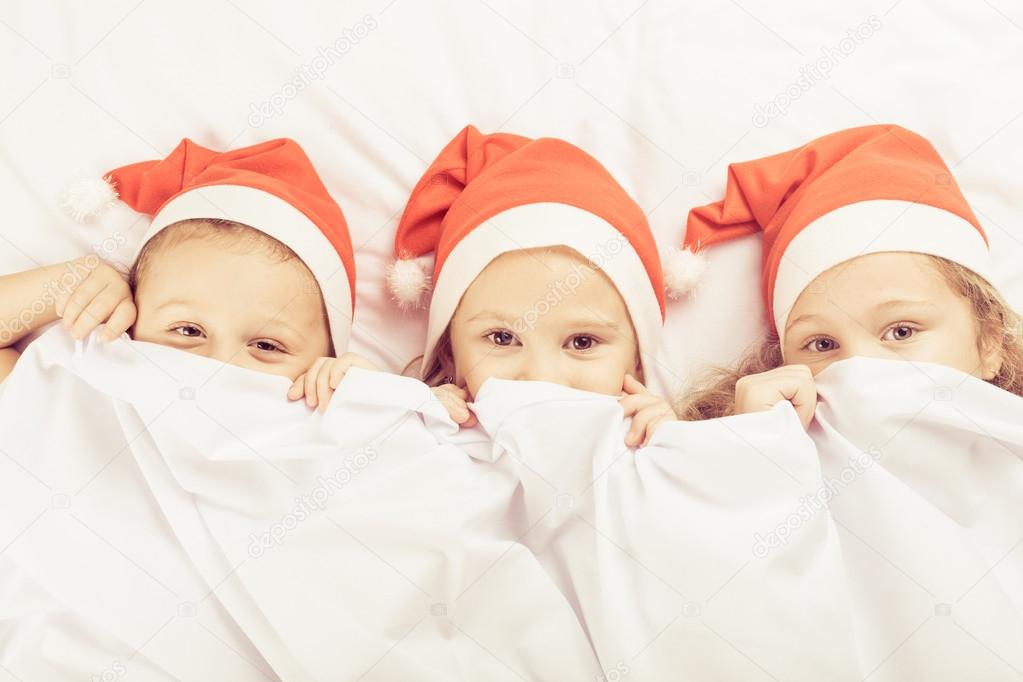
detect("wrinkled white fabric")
[3,329,1021,681]
[470,378,860,681]
[811,357,1023,682]
[0,327,599,681]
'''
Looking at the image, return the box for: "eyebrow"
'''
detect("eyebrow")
[871,299,938,312]
[786,299,938,333]
[154,298,195,313]
[466,310,621,330]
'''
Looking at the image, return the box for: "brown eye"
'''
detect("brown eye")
[885,325,916,341]
[802,336,838,353]
[253,340,283,353]
[173,325,203,338]
[489,331,515,346]
[570,335,596,351]
[813,338,836,352]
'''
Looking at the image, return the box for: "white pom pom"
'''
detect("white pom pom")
[387,258,431,309]
[61,177,118,221]
[664,247,708,299]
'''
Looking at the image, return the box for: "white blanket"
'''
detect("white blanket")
[811,358,1023,681]
[469,379,860,680]
[0,327,599,681]
[2,329,1022,681]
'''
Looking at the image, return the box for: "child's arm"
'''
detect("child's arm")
[0,257,135,349]
[0,259,73,349]
[0,347,19,383]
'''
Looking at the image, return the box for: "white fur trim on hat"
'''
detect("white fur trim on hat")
[423,202,663,390]
[663,247,708,299]
[774,199,990,335]
[141,184,353,353]
[62,177,118,221]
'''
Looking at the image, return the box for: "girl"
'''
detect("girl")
[676,124,1023,424]
[0,138,374,410]
[387,125,682,446]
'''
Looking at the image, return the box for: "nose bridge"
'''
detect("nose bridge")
[209,337,243,367]
[519,342,561,383]
[839,328,879,361]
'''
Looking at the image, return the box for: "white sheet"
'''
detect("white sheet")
[0,327,600,680]
[2,327,1022,680]
[470,379,860,680]
[811,357,1023,681]
[2,0,1022,397]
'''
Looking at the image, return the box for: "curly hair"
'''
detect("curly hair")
[679,255,1023,420]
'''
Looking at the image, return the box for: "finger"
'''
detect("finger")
[338,352,380,373]
[625,411,648,447]
[328,358,351,389]
[446,397,471,423]
[618,392,659,417]
[433,387,470,423]
[59,277,105,329]
[460,410,478,428]
[630,404,676,447]
[287,374,306,400]
[305,359,326,407]
[69,287,121,340]
[316,362,334,413]
[641,411,676,447]
[100,299,136,341]
[626,404,659,446]
[621,373,648,396]
[790,379,818,430]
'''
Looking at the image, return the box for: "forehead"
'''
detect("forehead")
[799,253,950,302]
[788,252,956,323]
[458,247,632,324]
[138,237,324,322]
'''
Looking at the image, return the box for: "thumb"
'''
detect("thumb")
[622,374,646,395]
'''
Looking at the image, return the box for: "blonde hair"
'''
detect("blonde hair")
[679,255,1023,420]
[128,219,300,290]
[401,326,452,386]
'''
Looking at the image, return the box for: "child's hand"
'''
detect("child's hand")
[619,374,678,448]
[431,383,478,428]
[287,353,379,413]
[733,364,817,430]
[54,259,135,342]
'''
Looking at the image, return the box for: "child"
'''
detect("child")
[0,138,373,410]
[676,124,1023,425]
[387,125,682,446]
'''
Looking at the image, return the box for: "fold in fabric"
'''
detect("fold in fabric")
[2,328,1020,681]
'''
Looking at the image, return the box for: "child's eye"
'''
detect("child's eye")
[802,336,838,353]
[882,324,917,342]
[567,335,598,351]
[485,330,517,347]
[251,340,285,353]
[171,325,204,339]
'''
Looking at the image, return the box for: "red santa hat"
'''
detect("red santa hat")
[390,125,672,380]
[63,138,356,353]
[681,124,990,335]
